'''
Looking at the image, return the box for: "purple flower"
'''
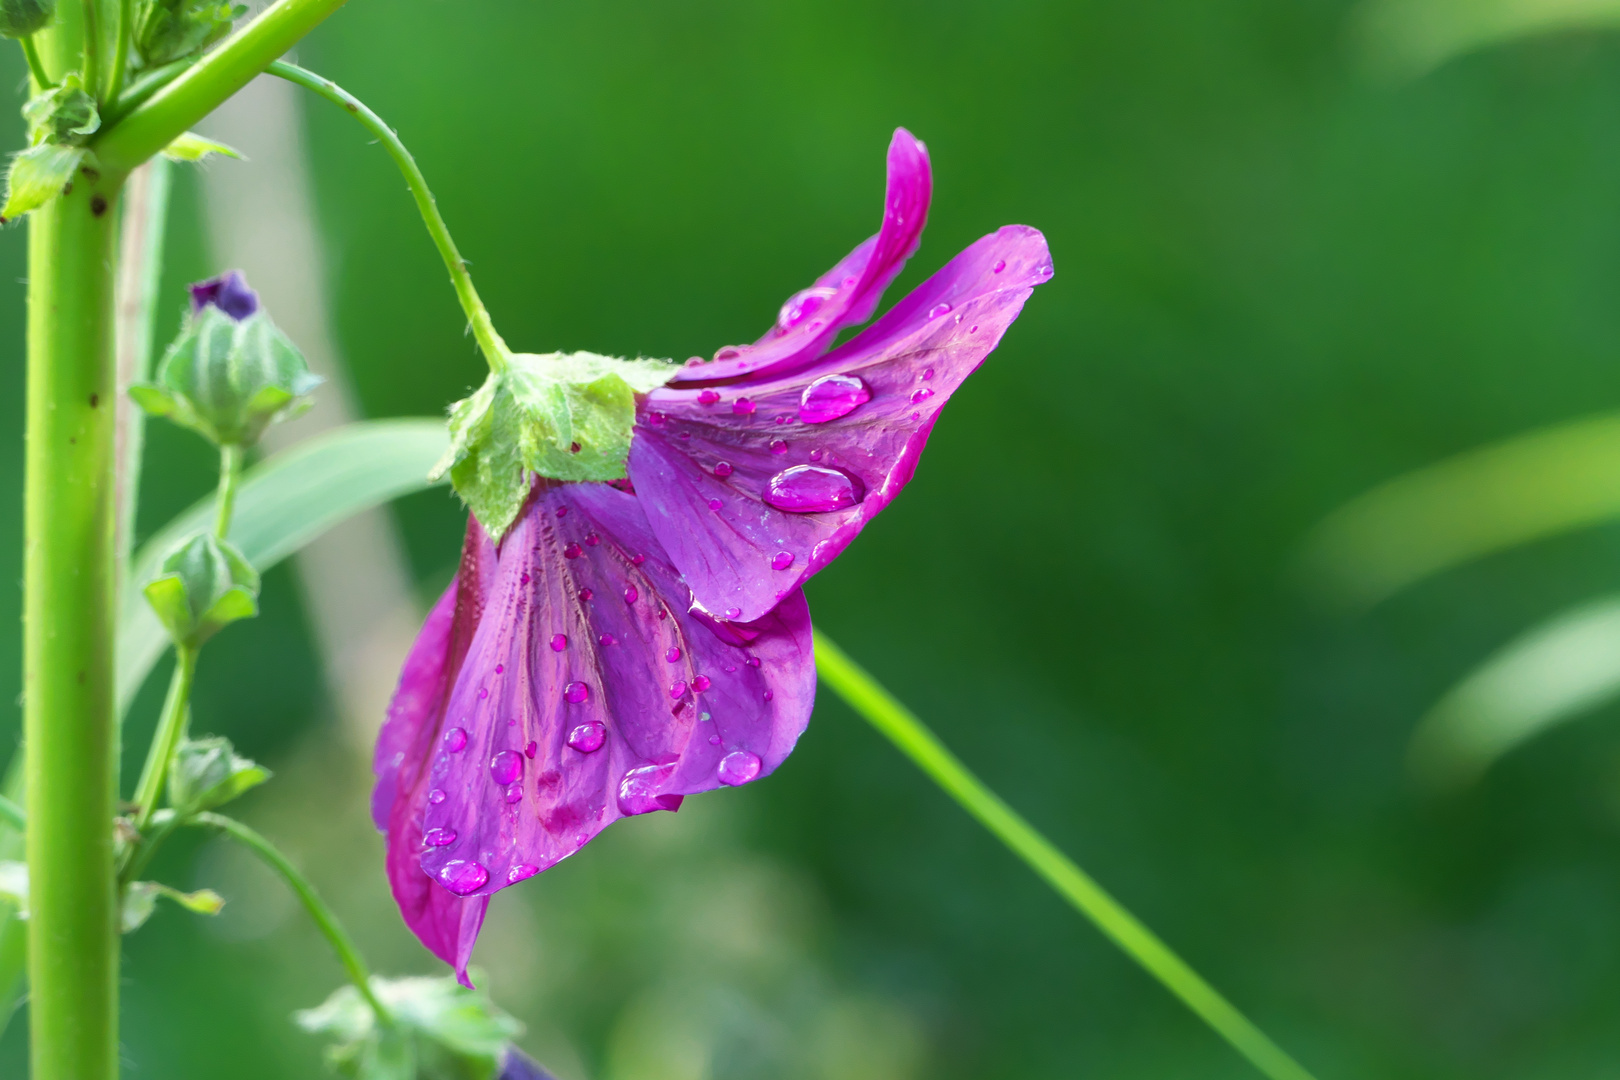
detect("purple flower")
[628,128,1053,622]
[188,270,259,320]
[374,482,815,984]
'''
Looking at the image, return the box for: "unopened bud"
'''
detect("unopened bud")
[0,0,53,38]
[142,531,259,648]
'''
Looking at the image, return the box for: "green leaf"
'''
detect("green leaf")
[1300,411,1620,610]
[432,351,676,539]
[161,131,241,162]
[136,0,245,65]
[297,973,521,1080]
[2,144,85,221]
[1352,0,1620,79]
[119,419,450,713]
[168,736,271,813]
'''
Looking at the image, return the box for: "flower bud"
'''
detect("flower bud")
[297,973,525,1077]
[136,0,243,65]
[0,0,53,38]
[131,272,322,448]
[167,736,270,814]
[142,531,260,648]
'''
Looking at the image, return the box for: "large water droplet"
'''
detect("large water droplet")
[732,399,756,416]
[550,633,567,652]
[443,728,467,753]
[698,389,721,405]
[568,720,605,753]
[718,750,762,786]
[799,374,871,424]
[580,588,593,600]
[424,827,457,847]
[927,302,952,319]
[509,864,539,883]
[776,286,838,331]
[911,387,934,405]
[666,647,682,663]
[772,551,795,570]
[563,543,582,559]
[763,465,865,513]
[713,461,734,478]
[427,788,446,805]
[623,585,639,605]
[617,763,682,815]
[438,860,488,896]
[525,740,538,758]
[669,680,688,699]
[693,675,711,692]
[490,750,524,785]
[564,681,590,704]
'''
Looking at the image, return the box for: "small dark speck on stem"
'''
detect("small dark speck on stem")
[76,670,84,684]
[61,182,72,196]
[88,393,98,408]
[345,102,358,113]
[68,437,75,444]
[80,166,99,182]
[91,195,107,217]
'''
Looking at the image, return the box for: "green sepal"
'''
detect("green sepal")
[22,75,99,145]
[431,351,676,539]
[135,303,322,447]
[296,973,522,1080]
[168,735,271,814]
[1,143,85,221]
[0,0,53,37]
[142,531,260,647]
[162,131,242,163]
[136,0,245,65]
[122,880,226,933]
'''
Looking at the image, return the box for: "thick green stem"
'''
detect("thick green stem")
[20,35,54,89]
[813,633,1318,1080]
[92,0,353,174]
[214,443,243,538]
[127,645,196,836]
[185,812,393,1025]
[267,60,511,374]
[24,154,125,1080]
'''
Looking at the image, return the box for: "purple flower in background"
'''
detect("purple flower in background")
[629,128,1053,622]
[188,269,260,320]
[374,482,815,984]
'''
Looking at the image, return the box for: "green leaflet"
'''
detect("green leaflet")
[297,973,522,1080]
[1353,0,1620,79]
[1,143,85,220]
[161,131,242,162]
[120,419,450,713]
[432,351,677,539]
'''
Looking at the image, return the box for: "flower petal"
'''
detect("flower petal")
[631,225,1053,623]
[415,482,815,916]
[668,128,932,387]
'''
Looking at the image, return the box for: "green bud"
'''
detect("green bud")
[0,0,53,38]
[131,281,322,448]
[21,75,99,146]
[136,0,244,65]
[143,532,260,648]
[168,736,271,814]
[122,880,226,933]
[297,973,523,1080]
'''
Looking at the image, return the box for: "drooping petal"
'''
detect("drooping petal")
[630,225,1053,623]
[667,128,932,387]
[374,521,499,985]
[415,481,815,921]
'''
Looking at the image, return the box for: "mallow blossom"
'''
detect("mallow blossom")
[376,127,1052,982]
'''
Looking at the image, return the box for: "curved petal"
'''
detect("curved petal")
[668,128,932,387]
[374,521,498,985]
[416,482,816,914]
[631,225,1053,622]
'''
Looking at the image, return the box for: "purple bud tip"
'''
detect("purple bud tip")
[189,270,259,320]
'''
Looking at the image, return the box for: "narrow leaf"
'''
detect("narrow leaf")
[2,144,85,221]
[161,131,242,162]
[1352,0,1620,79]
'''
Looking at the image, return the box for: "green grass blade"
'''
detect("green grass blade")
[118,418,449,712]
[814,632,1317,1080]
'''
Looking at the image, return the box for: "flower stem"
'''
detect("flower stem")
[80,0,100,98]
[108,0,132,98]
[812,632,1318,1080]
[127,645,196,837]
[215,443,243,539]
[185,812,394,1025]
[20,35,54,89]
[266,60,511,374]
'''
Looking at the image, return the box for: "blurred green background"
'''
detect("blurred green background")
[9,0,1620,1076]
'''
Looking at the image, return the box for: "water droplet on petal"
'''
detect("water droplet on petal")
[580,588,593,600]
[666,647,682,663]
[774,413,792,424]
[718,750,762,786]
[707,498,723,511]
[428,788,446,804]
[969,325,978,333]
[550,634,567,651]
[424,827,457,847]
[772,551,795,570]
[746,656,762,668]
[698,389,721,405]
[646,411,667,427]
[732,398,756,416]
[504,783,524,804]
[520,573,531,585]
[568,720,606,753]
[725,607,741,619]
[693,675,711,692]
[715,346,743,361]
[495,664,505,674]
[525,740,538,758]
[478,687,489,700]
[764,689,774,702]
[490,750,524,785]
[992,259,1006,273]
[770,439,788,455]
[669,680,688,699]
[617,762,683,815]
[928,302,952,319]
[777,286,839,331]
[556,506,568,518]
[911,387,934,404]
[564,681,590,704]
[624,584,639,604]
[709,734,722,745]
[444,728,467,752]
[509,864,539,883]
[763,465,865,513]
[564,543,582,559]
[713,461,734,478]
[922,367,935,381]
[631,553,646,566]
[439,860,489,895]
[799,374,871,424]
[585,534,601,546]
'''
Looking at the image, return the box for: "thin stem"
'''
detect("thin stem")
[267,60,511,374]
[108,0,132,98]
[20,35,54,89]
[0,796,24,833]
[813,632,1318,1080]
[185,812,393,1025]
[127,646,196,837]
[214,443,243,539]
[102,56,197,127]
[80,0,99,99]
[92,0,353,174]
